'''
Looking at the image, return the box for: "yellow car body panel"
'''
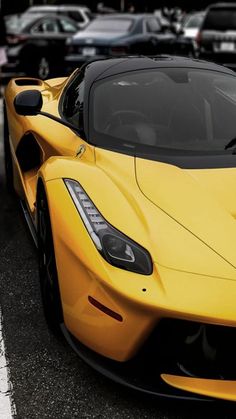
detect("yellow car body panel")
[4,60,236,401]
[162,374,236,401]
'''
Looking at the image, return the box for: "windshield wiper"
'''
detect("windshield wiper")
[225,137,236,150]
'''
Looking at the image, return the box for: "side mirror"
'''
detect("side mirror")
[13,89,86,139]
[14,90,43,116]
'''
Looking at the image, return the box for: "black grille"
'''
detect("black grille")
[140,318,236,380]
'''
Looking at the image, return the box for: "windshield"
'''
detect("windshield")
[6,14,39,32]
[203,8,236,31]
[86,18,133,33]
[184,14,203,28]
[91,68,236,157]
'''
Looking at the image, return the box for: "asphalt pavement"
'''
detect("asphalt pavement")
[1,101,236,418]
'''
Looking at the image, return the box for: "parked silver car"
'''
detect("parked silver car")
[24,5,92,30]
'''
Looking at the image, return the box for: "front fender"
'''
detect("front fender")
[39,155,236,281]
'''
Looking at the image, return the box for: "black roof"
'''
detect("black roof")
[83,56,235,87]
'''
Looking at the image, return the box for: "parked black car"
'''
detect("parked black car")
[3,13,78,80]
[65,14,195,72]
[198,3,236,70]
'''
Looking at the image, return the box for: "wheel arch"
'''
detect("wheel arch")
[36,174,64,334]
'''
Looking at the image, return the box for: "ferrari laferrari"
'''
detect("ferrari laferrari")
[5,56,236,401]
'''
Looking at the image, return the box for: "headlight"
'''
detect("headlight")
[64,179,153,275]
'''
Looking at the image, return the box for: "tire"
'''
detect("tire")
[3,104,14,191]
[37,186,63,336]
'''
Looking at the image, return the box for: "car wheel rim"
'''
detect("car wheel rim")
[38,57,50,80]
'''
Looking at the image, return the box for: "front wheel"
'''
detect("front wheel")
[37,186,63,336]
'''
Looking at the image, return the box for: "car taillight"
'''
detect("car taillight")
[196,31,202,46]
[110,46,128,56]
[66,44,77,54]
[7,34,27,45]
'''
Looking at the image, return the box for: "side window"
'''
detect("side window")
[67,11,84,23]
[85,10,93,20]
[40,18,60,33]
[59,17,77,33]
[145,18,161,34]
[63,74,85,129]
[31,23,43,33]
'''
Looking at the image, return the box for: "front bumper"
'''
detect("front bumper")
[62,316,236,401]
[55,233,236,401]
[61,322,211,401]
[46,179,236,401]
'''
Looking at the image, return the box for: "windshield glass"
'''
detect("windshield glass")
[6,14,39,32]
[184,14,203,28]
[91,68,236,156]
[203,8,236,31]
[86,18,132,33]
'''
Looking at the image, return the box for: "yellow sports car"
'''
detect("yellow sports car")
[5,56,236,401]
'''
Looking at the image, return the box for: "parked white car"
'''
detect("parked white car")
[24,5,92,29]
[182,12,205,40]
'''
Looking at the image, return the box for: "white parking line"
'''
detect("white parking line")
[0,309,16,418]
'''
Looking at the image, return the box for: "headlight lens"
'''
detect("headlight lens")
[64,179,152,275]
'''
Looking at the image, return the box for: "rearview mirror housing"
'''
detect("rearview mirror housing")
[14,90,43,116]
[13,89,86,139]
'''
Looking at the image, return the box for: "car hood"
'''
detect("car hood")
[135,157,236,270]
[71,31,126,44]
[92,148,236,278]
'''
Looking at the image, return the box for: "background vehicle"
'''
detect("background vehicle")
[182,11,205,40]
[25,5,92,30]
[198,3,236,70]
[96,2,117,14]
[3,13,78,80]
[65,13,195,71]
[153,9,171,31]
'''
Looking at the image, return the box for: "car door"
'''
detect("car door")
[143,17,163,54]
[129,17,165,56]
[144,17,175,55]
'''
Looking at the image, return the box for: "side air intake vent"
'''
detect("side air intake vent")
[15,78,42,86]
